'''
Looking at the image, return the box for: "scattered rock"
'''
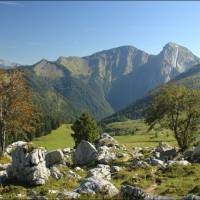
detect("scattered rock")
[74,176,119,198]
[73,140,98,165]
[96,133,119,148]
[0,163,10,171]
[57,191,80,199]
[168,160,190,166]
[45,149,64,167]
[74,166,84,172]
[97,146,116,164]
[88,164,111,180]
[48,189,59,194]
[6,141,27,155]
[121,185,174,200]
[0,170,7,184]
[67,170,81,180]
[50,166,63,180]
[7,143,50,185]
[111,166,122,173]
[62,148,71,154]
[132,158,150,169]
[182,195,200,200]
[147,157,165,166]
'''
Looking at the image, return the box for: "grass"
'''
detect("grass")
[32,120,177,150]
[0,155,11,164]
[33,124,74,150]
[114,133,176,148]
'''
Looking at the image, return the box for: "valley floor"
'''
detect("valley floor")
[1,120,200,199]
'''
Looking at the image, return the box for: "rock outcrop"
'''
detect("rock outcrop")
[73,140,98,165]
[7,143,50,185]
[45,149,64,167]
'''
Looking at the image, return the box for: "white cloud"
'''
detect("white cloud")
[0,1,24,7]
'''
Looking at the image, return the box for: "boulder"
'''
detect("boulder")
[111,166,122,173]
[132,158,150,169]
[45,149,64,167]
[97,146,116,164]
[88,164,111,180]
[73,140,98,165]
[121,185,174,200]
[7,143,50,185]
[0,170,7,184]
[62,148,71,154]
[191,145,200,162]
[96,133,119,148]
[6,141,27,155]
[50,166,63,180]
[74,176,119,198]
[168,160,190,166]
[147,157,165,166]
[154,142,177,161]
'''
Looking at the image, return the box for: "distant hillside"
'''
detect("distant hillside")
[103,64,200,124]
[0,59,19,69]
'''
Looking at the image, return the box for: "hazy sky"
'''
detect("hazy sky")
[0,1,200,64]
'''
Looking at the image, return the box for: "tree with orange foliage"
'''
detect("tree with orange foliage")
[0,69,35,156]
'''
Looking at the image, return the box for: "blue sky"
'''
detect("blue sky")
[0,1,200,65]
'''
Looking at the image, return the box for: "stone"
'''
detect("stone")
[88,164,111,180]
[121,185,174,200]
[62,148,71,154]
[111,166,122,173]
[74,176,119,198]
[74,166,83,172]
[0,163,10,171]
[45,149,64,167]
[57,191,80,199]
[132,158,150,169]
[50,166,63,180]
[73,140,98,165]
[191,145,200,162]
[0,170,7,184]
[7,143,50,185]
[6,141,27,155]
[168,160,190,166]
[96,133,119,148]
[181,195,200,200]
[67,170,81,180]
[154,142,177,161]
[147,157,165,166]
[48,190,59,194]
[97,146,116,164]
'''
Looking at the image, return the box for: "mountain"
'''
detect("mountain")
[22,59,113,121]
[56,43,200,111]
[0,59,19,69]
[103,64,200,124]
[2,42,200,134]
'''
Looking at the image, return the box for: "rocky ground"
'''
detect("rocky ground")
[1,133,200,199]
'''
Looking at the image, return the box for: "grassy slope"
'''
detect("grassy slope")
[33,124,74,150]
[32,120,176,150]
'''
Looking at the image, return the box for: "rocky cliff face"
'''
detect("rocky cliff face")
[2,42,200,115]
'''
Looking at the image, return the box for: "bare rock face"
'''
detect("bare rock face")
[45,149,64,167]
[7,143,50,185]
[73,140,98,165]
